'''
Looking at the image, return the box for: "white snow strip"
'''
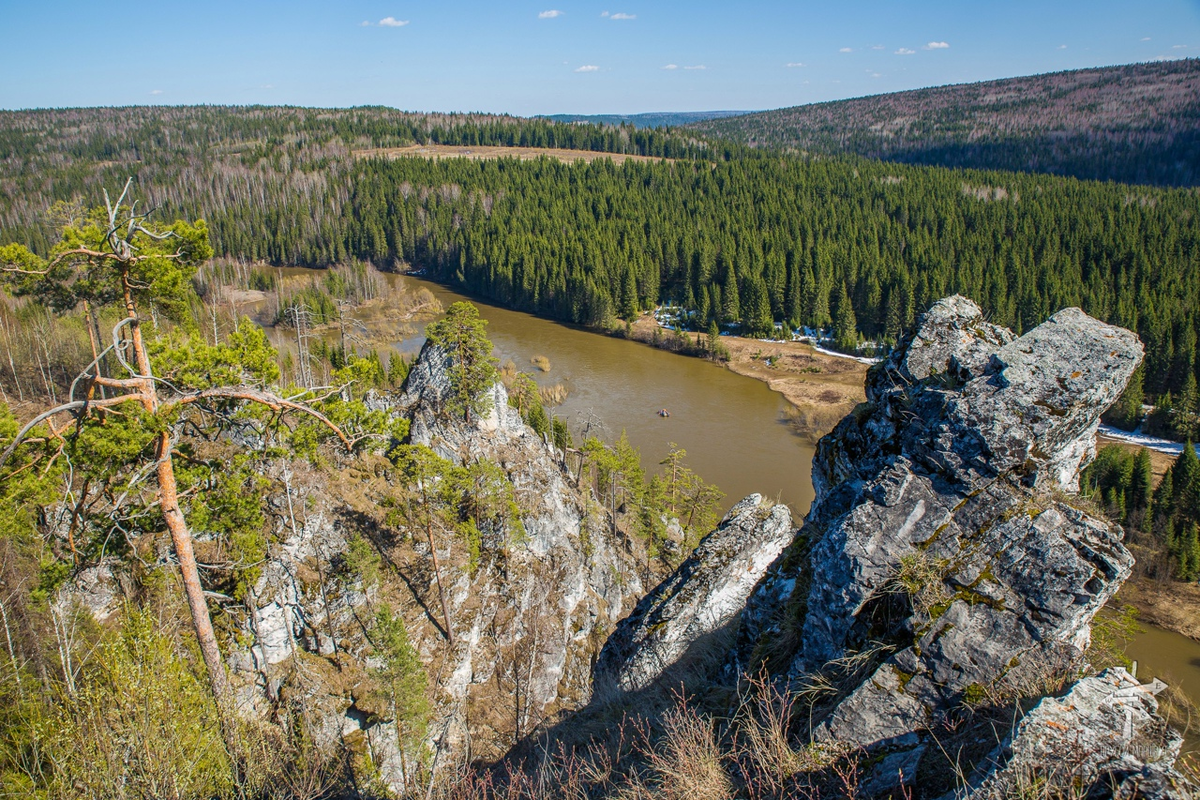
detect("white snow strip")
[1097,425,1199,457]
[807,342,884,365]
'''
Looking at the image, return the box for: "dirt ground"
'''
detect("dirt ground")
[353,144,671,165]
[629,317,868,441]
[1116,578,1200,642]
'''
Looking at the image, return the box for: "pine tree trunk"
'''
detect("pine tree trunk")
[421,482,455,647]
[123,276,235,726]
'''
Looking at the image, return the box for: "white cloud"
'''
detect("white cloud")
[1173,44,1189,49]
[662,63,679,70]
[575,64,600,72]
[1141,36,1151,41]
[538,9,563,18]
[839,47,853,53]
[923,41,949,50]
[600,10,609,16]
[871,45,885,50]
[261,84,273,89]
[683,64,706,70]
[610,12,636,19]
[1058,44,1068,49]
[150,89,163,95]
[895,48,916,55]
[378,16,409,27]
[785,62,806,68]
[360,20,372,26]
[870,72,882,78]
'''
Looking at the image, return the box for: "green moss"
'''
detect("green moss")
[961,682,987,708]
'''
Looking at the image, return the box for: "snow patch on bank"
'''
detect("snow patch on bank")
[1098,425,1199,456]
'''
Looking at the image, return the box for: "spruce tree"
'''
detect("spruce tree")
[833,283,859,353]
[722,262,741,324]
[1173,442,1200,524]
[1107,365,1145,431]
[1130,447,1154,528]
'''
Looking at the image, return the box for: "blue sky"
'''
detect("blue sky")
[1,1,1198,115]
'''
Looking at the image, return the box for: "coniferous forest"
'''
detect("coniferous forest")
[2,105,1199,407]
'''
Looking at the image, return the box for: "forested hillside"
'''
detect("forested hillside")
[1,105,1198,413]
[0,106,711,254]
[542,110,750,128]
[689,59,1200,187]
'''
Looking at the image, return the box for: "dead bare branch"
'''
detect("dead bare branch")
[162,387,353,450]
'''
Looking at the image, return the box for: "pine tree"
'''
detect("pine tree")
[425,301,499,422]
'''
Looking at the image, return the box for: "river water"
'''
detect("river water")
[272,269,1200,732]
[404,276,817,520]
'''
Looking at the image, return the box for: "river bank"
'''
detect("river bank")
[1118,577,1200,641]
[627,315,869,441]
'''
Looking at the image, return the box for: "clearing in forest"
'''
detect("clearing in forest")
[352,143,671,164]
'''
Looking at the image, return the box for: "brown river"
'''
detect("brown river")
[271,270,1200,735]
[396,275,817,519]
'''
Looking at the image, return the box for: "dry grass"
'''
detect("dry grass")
[531,355,552,372]
[1114,577,1200,642]
[540,383,569,406]
[353,144,672,165]
[890,551,952,623]
[641,704,733,800]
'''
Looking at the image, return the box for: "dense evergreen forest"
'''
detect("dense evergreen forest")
[2,105,1199,412]
[689,59,1200,188]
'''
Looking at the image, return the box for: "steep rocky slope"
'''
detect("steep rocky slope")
[59,296,1196,798]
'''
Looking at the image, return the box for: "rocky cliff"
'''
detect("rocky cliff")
[594,493,793,694]
[726,297,1197,795]
[219,342,647,790]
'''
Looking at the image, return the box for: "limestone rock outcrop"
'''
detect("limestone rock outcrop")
[594,494,793,693]
[221,341,645,789]
[396,343,645,758]
[732,296,1153,781]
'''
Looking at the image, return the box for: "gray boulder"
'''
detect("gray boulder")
[594,494,793,693]
[963,668,1189,800]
